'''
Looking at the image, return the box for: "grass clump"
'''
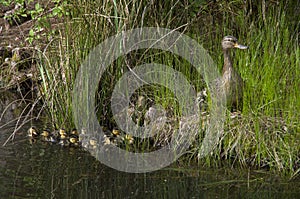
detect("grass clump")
[20,0,300,176]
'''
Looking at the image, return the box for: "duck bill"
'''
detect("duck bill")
[234,43,248,49]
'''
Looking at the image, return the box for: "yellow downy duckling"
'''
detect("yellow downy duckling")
[41,130,50,142]
[59,128,67,138]
[41,130,57,143]
[89,137,98,149]
[27,127,39,138]
[112,129,121,136]
[58,129,69,146]
[103,134,113,145]
[69,134,79,147]
[111,128,127,146]
[125,134,134,144]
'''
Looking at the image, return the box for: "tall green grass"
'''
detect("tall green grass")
[36,0,299,176]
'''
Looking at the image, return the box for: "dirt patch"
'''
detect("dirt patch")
[0,1,62,92]
[0,1,60,48]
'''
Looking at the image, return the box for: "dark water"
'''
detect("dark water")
[1,137,300,199]
[0,92,299,199]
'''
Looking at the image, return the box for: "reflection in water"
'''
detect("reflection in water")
[0,92,299,198]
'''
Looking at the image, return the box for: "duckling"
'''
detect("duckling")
[27,127,39,138]
[125,134,134,145]
[71,128,79,136]
[112,128,121,136]
[41,130,57,143]
[111,128,126,146]
[103,134,113,145]
[69,134,79,147]
[40,130,50,142]
[89,137,98,149]
[59,128,67,138]
[58,129,69,146]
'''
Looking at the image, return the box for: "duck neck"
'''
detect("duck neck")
[222,48,233,75]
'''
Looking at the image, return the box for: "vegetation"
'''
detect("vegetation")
[1,0,68,43]
[1,0,299,177]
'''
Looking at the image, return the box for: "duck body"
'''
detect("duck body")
[222,50,244,110]
[219,36,248,111]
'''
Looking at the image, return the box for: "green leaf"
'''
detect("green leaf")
[35,3,40,10]
[26,36,33,44]
[52,7,61,17]
[29,29,35,37]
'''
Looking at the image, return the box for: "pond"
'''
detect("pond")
[0,92,299,198]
